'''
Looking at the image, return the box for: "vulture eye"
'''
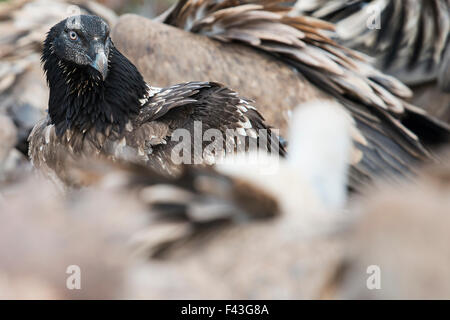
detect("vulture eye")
[68,31,78,41]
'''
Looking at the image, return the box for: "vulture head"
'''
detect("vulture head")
[45,15,111,81]
[41,15,148,136]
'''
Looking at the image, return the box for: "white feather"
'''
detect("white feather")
[288,100,353,210]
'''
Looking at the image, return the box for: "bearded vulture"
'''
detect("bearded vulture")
[110,0,450,191]
[28,15,285,187]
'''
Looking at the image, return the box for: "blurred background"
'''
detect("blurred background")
[95,0,172,17]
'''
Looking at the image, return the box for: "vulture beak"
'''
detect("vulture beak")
[90,43,108,81]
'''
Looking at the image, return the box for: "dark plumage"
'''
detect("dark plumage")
[41,16,145,137]
[29,15,285,187]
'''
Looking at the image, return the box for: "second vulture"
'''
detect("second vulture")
[110,0,450,190]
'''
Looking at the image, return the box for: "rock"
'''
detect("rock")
[328,158,450,299]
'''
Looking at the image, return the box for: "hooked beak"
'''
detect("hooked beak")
[90,45,108,81]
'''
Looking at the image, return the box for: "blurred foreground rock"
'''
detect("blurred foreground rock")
[0,159,346,299]
[1,155,450,299]
[0,173,145,299]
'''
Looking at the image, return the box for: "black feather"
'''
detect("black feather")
[31,14,286,188]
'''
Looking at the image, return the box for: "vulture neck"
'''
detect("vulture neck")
[43,45,148,137]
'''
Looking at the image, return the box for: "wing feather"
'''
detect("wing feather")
[294,0,450,86]
[127,81,286,176]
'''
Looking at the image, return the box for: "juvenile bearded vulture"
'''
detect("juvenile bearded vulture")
[110,0,450,190]
[28,15,285,187]
[0,0,117,155]
[293,0,450,122]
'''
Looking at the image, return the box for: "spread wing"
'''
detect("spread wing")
[126,81,286,176]
[161,0,450,189]
[293,0,450,88]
